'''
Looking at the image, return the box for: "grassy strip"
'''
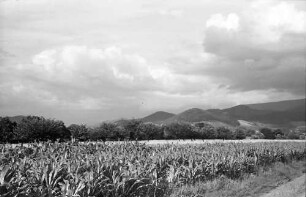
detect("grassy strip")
[170,160,306,197]
[260,175,305,197]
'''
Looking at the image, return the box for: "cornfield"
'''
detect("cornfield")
[0,141,305,197]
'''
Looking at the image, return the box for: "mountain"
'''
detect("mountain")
[141,111,175,123]
[246,98,305,111]
[224,99,305,126]
[6,115,26,124]
[142,98,305,129]
[164,108,239,126]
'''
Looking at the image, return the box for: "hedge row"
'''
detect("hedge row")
[0,116,305,143]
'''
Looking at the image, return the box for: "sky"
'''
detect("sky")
[0,0,305,125]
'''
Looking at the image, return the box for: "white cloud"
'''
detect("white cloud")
[250,1,306,43]
[0,0,305,124]
[202,0,306,95]
[28,46,155,88]
[21,45,226,99]
[206,13,240,31]
[159,9,183,17]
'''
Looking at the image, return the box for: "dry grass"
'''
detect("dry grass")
[260,175,305,197]
[170,161,305,197]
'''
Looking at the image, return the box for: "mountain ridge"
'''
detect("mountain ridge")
[141,111,175,123]
[142,98,305,129]
[2,98,305,129]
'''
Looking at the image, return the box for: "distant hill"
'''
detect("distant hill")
[224,101,305,126]
[4,98,305,129]
[141,111,175,123]
[142,98,305,129]
[6,115,26,124]
[246,98,305,111]
[164,108,239,126]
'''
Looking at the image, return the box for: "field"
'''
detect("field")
[0,140,305,197]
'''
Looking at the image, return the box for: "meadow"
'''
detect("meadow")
[0,140,305,197]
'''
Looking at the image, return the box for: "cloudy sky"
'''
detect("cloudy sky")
[0,0,305,125]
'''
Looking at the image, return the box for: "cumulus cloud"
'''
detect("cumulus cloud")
[0,0,305,124]
[0,45,220,123]
[206,13,240,31]
[202,0,306,96]
[28,46,157,90]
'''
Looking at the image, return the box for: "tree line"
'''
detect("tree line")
[0,116,305,143]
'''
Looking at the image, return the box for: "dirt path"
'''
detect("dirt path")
[260,174,305,197]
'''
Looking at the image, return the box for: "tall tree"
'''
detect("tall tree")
[0,117,17,143]
[68,124,89,141]
[14,116,70,142]
[260,128,275,139]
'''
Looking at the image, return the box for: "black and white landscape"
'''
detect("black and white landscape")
[0,0,305,125]
[0,0,305,197]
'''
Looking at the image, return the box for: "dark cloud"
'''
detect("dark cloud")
[200,2,306,96]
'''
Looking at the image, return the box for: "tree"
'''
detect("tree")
[163,122,197,139]
[234,128,246,140]
[253,131,265,139]
[246,129,256,137]
[273,129,284,138]
[0,117,17,143]
[14,116,70,142]
[286,130,300,139]
[137,123,163,140]
[121,119,143,140]
[260,128,275,139]
[90,122,119,141]
[196,124,216,139]
[216,127,234,139]
[68,124,89,141]
[295,126,306,134]
[89,122,130,141]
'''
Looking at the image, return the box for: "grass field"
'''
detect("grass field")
[0,140,305,196]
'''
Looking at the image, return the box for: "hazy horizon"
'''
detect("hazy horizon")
[1,0,305,125]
